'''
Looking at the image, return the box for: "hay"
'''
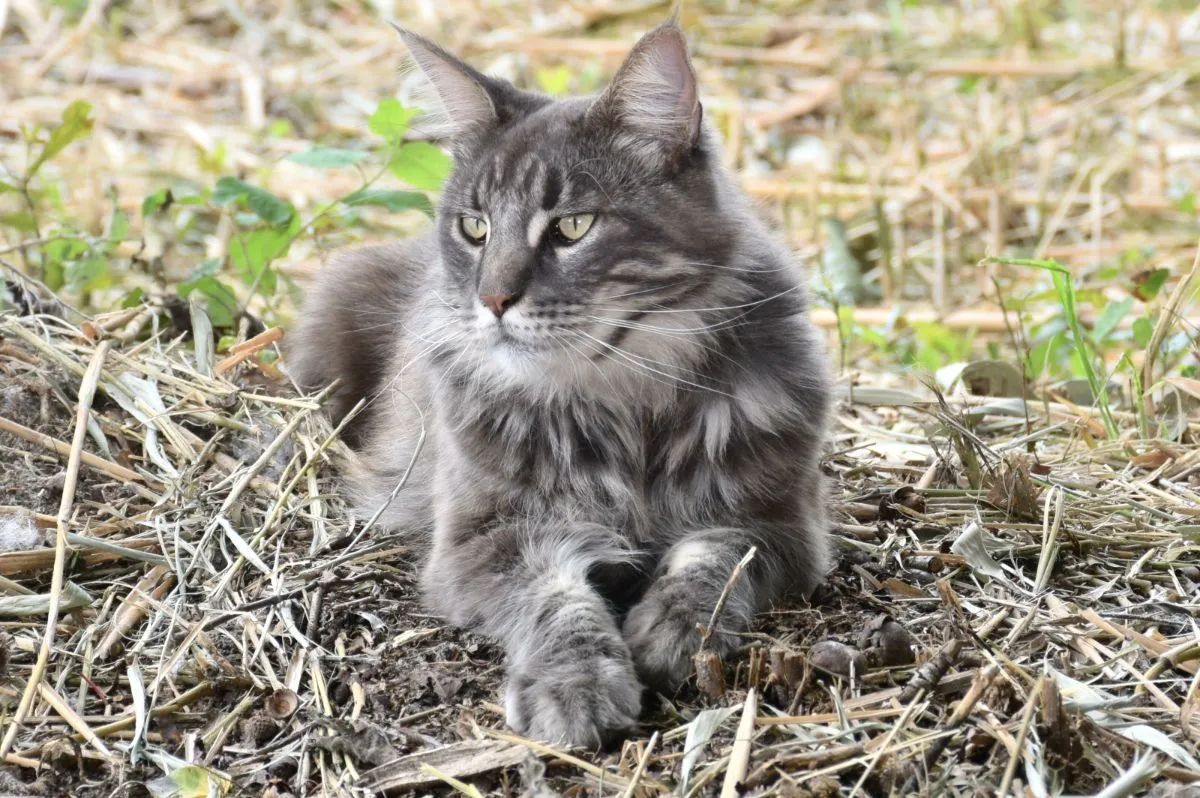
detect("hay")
[2,270,1198,796]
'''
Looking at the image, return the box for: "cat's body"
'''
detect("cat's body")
[290,22,832,747]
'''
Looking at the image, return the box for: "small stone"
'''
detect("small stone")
[856,615,916,667]
[240,712,279,746]
[808,641,868,679]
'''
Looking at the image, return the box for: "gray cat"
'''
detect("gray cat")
[289,21,833,748]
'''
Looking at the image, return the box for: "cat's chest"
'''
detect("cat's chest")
[466,399,738,521]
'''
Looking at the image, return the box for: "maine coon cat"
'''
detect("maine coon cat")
[289,21,833,747]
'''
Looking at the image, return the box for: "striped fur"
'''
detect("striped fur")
[289,22,832,748]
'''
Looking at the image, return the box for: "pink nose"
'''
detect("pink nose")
[480,294,516,317]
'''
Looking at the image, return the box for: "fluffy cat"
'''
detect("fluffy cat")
[289,21,833,747]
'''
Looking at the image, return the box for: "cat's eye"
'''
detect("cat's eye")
[555,213,595,243]
[460,215,488,243]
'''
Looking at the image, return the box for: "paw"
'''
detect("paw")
[622,574,738,690]
[504,633,642,748]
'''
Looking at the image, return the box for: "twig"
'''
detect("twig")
[720,687,757,798]
[621,731,659,798]
[37,681,113,760]
[700,545,757,651]
[900,639,962,703]
[1143,240,1200,413]
[849,692,927,797]
[479,727,658,792]
[0,341,108,760]
[0,413,144,482]
[899,665,999,793]
[996,677,1044,797]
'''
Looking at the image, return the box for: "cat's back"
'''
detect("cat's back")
[288,235,438,445]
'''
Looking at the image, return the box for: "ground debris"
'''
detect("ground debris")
[361,739,531,794]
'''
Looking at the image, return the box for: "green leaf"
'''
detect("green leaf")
[66,257,111,293]
[535,65,572,96]
[211,177,294,226]
[0,212,38,232]
[191,257,222,279]
[43,238,87,293]
[142,188,173,217]
[389,142,451,190]
[1027,334,1058,379]
[1050,267,1117,436]
[230,227,293,293]
[29,100,94,178]
[0,180,15,193]
[285,148,368,168]
[43,259,64,291]
[120,287,145,308]
[1092,297,1133,343]
[45,239,88,263]
[342,188,433,216]
[987,256,1118,437]
[369,99,418,144]
[106,210,130,246]
[1133,316,1154,348]
[178,276,238,328]
[170,764,230,798]
[1133,268,1170,302]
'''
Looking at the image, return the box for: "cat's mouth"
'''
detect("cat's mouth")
[485,321,540,352]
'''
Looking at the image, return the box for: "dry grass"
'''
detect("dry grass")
[2,1,1200,796]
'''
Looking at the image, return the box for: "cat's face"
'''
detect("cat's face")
[401,25,744,393]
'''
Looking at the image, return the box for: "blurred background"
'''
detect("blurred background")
[2,0,1200,392]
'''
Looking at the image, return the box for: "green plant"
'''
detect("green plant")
[1,100,96,285]
[2,96,448,337]
[985,256,1119,438]
[188,97,448,329]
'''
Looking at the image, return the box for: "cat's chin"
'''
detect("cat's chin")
[475,337,605,395]
[485,337,542,374]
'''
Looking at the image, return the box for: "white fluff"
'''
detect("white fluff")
[0,515,40,553]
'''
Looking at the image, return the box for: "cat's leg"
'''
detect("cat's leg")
[423,520,643,748]
[622,522,829,690]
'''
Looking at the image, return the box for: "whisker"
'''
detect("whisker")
[583,315,750,337]
[580,316,751,374]
[671,258,797,275]
[591,284,805,315]
[573,330,740,401]
[591,282,689,302]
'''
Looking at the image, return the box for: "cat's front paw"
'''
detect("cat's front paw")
[622,574,739,690]
[505,637,642,749]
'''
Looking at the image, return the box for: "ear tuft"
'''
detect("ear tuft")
[392,25,498,140]
[591,23,702,158]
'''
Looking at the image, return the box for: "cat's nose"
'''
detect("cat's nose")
[480,293,518,318]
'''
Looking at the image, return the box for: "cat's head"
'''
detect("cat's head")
[399,23,757,397]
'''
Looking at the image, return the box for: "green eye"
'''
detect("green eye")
[556,213,595,242]
[460,215,488,243]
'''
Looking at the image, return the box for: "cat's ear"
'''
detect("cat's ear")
[590,23,702,163]
[393,26,507,145]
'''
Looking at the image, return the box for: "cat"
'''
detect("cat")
[288,20,833,748]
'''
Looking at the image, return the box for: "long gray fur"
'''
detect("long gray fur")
[289,22,832,748]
